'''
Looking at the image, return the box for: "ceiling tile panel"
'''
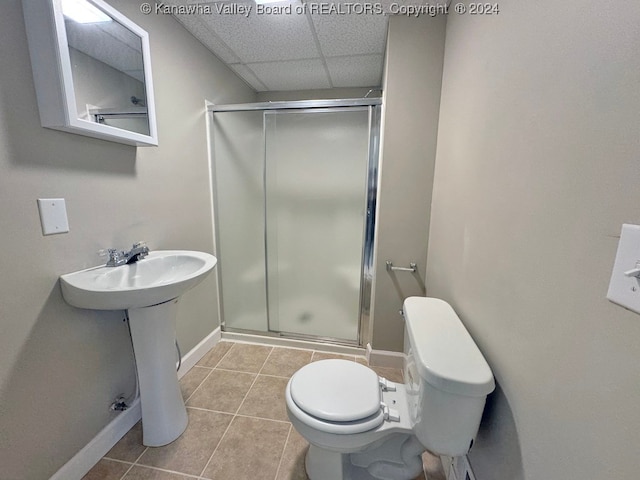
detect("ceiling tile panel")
[310,11,388,57]
[229,63,269,91]
[325,54,383,87]
[197,6,321,63]
[168,1,388,91]
[248,59,331,91]
[173,14,241,63]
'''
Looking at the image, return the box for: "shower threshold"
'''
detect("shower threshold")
[221,328,366,357]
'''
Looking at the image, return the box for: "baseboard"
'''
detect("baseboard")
[51,327,221,480]
[366,343,404,369]
[177,327,221,379]
[49,398,141,480]
[445,455,477,480]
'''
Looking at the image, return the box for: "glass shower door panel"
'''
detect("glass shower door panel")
[265,109,370,341]
[212,111,268,332]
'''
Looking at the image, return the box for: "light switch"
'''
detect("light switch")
[607,224,640,314]
[37,198,69,235]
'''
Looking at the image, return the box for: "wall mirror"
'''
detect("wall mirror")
[22,0,158,146]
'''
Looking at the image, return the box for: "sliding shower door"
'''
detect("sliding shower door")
[264,109,370,341]
[211,101,379,345]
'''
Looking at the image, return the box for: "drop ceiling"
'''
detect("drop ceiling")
[166,0,392,91]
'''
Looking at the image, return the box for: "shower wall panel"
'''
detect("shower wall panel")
[212,111,267,332]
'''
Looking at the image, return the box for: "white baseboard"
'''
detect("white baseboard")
[366,343,404,369]
[446,455,476,480]
[177,327,221,379]
[49,398,141,480]
[51,327,221,480]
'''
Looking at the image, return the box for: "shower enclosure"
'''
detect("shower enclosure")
[209,99,381,346]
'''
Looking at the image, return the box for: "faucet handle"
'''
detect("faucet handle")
[99,248,124,266]
[131,241,150,261]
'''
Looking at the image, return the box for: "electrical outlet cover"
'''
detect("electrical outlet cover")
[37,198,69,235]
[607,224,640,314]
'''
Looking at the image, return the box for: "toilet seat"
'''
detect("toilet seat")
[287,359,385,434]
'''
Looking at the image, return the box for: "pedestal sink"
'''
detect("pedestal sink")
[60,250,217,446]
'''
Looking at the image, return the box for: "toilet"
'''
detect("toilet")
[285,296,495,480]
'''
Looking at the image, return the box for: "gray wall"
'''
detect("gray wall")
[0,1,254,477]
[370,15,446,351]
[428,2,640,479]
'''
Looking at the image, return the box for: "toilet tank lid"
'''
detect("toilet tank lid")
[403,297,495,397]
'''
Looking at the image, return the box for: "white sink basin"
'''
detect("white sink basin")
[59,249,217,446]
[60,250,217,310]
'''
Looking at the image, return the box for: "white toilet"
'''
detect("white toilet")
[285,296,495,480]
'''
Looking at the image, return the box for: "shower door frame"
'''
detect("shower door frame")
[209,98,382,347]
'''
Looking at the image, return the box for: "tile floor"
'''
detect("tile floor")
[83,341,446,480]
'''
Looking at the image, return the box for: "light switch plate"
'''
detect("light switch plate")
[37,198,69,235]
[607,224,640,314]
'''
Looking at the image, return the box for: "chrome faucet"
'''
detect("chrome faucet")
[102,242,150,267]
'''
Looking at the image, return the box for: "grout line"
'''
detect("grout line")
[234,413,291,425]
[233,346,273,415]
[214,366,268,375]
[131,445,149,466]
[198,342,276,478]
[184,405,236,416]
[118,463,135,480]
[183,406,291,425]
[102,457,134,465]
[212,342,236,368]
[310,351,357,362]
[273,424,293,480]
[126,464,202,479]
[197,412,236,478]
[183,367,216,404]
[254,372,291,380]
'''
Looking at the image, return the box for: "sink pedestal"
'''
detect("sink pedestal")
[128,298,188,446]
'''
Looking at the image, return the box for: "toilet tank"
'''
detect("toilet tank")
[402,297,495,456]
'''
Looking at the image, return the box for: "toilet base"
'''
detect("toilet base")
[305,434,425,480]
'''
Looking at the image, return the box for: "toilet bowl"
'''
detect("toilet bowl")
[285,297,495,480]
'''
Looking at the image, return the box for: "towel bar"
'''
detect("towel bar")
[385,261,417,273]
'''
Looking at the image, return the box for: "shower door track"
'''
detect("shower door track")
[208,97,381,113]
[209,98,381,348]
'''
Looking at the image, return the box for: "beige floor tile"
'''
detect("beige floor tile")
[276,427,309,480]
[423,450,446,480]
[105,422,146,463]
[311,352,356,362]
[370,365,404,383]
[82,458,131,480]
[187,369,255,413]
[202,416,290,480]
[137,408,232,476]
[261,348,313,377]
[122,465,193,480]
[179,366,211,401]
[238,375,290,421]
[197,341,234,368]
[217,343,272,373]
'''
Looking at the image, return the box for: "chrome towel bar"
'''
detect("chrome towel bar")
[386,261,417,273]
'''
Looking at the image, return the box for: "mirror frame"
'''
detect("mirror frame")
[22,0,158,147]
